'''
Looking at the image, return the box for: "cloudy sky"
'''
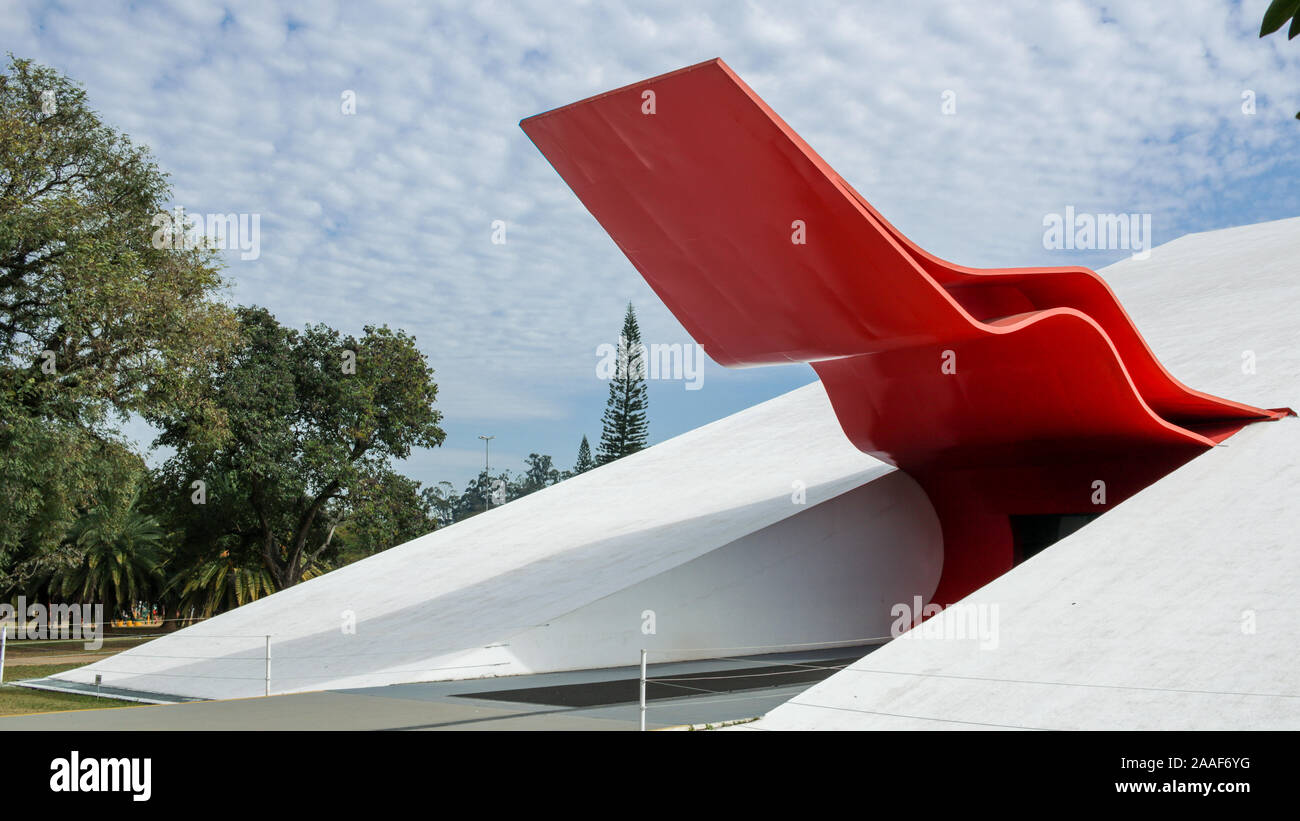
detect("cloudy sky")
[4,0,1298,490]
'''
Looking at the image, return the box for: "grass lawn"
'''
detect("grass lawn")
[0,662,137,716]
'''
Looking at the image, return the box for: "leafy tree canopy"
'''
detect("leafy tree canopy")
[151,306,446,589]
[0,56,237,426]
[0,56,236,571]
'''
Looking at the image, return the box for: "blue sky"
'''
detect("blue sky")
[4,0,1298,490]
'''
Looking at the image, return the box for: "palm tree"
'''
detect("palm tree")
[166,550,327,619]
[51,490,164,614]
[166,552,277,619]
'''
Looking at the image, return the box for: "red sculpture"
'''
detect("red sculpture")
[522,59,1289,603]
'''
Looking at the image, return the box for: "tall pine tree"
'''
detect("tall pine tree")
[596,303,649,464]
[574,435,595,473]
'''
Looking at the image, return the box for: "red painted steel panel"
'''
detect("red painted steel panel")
[522,58,1289,603]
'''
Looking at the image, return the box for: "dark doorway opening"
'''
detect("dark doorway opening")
[1009,513,1101,564]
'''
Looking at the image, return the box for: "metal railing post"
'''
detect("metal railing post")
[639,648,647,731]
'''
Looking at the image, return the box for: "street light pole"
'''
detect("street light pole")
[478,435,495,509]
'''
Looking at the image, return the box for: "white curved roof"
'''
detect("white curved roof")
[51,375,893,699]
[743,216,1300,730]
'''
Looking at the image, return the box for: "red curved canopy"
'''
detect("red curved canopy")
[522,58,1288,603]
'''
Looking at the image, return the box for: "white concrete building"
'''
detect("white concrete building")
[36,217,1299,729]
[42,373,940,700]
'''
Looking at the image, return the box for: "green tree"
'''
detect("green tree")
[596,303,649,464]
[0,55,237,425]
[151,306,446,590]
[0,405,142,592]
[166,551,279,620]
[452,468,514,520]
[333,469,436,563]
[573,435,595,474]
[47,487,164,615]
[421,481,459,529]
[517,453,560,497]
[1260,0,1300,118]
[0,56,237,575]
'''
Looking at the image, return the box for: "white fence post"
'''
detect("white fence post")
[639,648,647,732]
[264,635,271,697]
[0,625,7,685]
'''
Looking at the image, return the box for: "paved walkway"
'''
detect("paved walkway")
[0,647,868,730]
